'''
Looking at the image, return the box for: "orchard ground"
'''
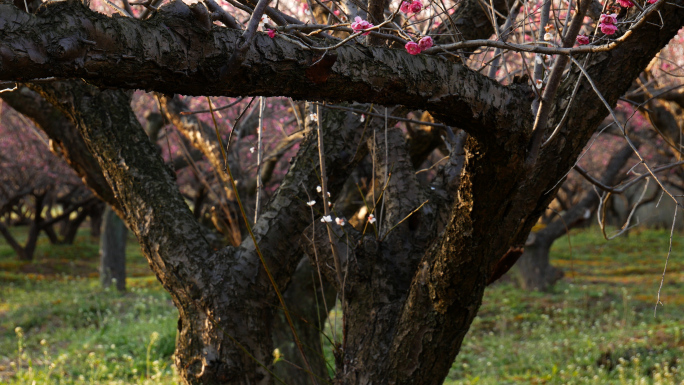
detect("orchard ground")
[2,226,684,384]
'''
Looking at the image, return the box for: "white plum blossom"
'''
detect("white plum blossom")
[250,147,255,153]
[321,215,333,223]
[335,217,345,226]
[316,185,322,193]
[306,200,316,206]
[368,214,376,224]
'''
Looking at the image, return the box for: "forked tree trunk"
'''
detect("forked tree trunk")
[0,193,46,261]
[60,207,90,245]
[100,206,127,291]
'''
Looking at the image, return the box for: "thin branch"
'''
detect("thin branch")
[255,97,264,222]
[655,205,678,316]
[316,103,344,288]
[568,55,682,209]
[574,161,684,194]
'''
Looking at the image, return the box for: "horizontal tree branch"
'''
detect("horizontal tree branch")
[0,0,531,141]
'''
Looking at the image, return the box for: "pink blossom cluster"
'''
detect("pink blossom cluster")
[400,1,423,14]
[599,13,618,35]
[405,36,433,55]
[351,16,374,35]
[576,34,590,45]
[616,0,634,7]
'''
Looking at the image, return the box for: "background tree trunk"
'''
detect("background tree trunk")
[89,202,106,240]
[515,235,564,291]
[100,206,127,291]
[515,144,636,291]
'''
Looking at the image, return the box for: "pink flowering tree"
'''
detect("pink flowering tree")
[2,0,684,383]
[0,101,97,259]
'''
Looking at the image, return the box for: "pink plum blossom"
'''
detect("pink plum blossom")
[576,34,590,45]
[599,13,618,35]
[351,16,374,35]
[409,1,423,13]
[616,0,634,7]
[267,29,276,38]
[418,36,433,50]
[600,23,618,35]
[599,13,617,25]
[405,41,421,55]
[647,0,658,4]
[400,1,411,13]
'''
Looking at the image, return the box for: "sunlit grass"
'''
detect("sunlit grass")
[0,227,178,384]
[445,227,684,385]
[3,225,684,383]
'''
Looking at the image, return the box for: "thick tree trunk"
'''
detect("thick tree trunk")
[31,79,369,384]
[100,206,127,291]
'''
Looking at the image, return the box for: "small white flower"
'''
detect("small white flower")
[321,215,333,223]
[328,201,332,207]
[250,147,255,153]
[309,113,318,122]
[327,191,331,197]
[544,32,553,41]
[306,200,316,206]
[316,185,322,193]
[335,217,345,226]
[360,114,365,122]
[535,79,543,89]
[368,214,376,224]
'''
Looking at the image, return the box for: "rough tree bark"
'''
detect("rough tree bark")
[2,0,684,383]
[100,205,128,291]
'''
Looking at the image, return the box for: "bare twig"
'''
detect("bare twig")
[254,97,264,222]
[316,104,344,289]
[655,206,678,316]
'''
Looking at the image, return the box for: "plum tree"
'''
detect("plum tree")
[1,0,684,382]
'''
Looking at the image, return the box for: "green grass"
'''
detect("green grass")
[0,226,178,384]
[3,225,684,384]
[444,227,684,385]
